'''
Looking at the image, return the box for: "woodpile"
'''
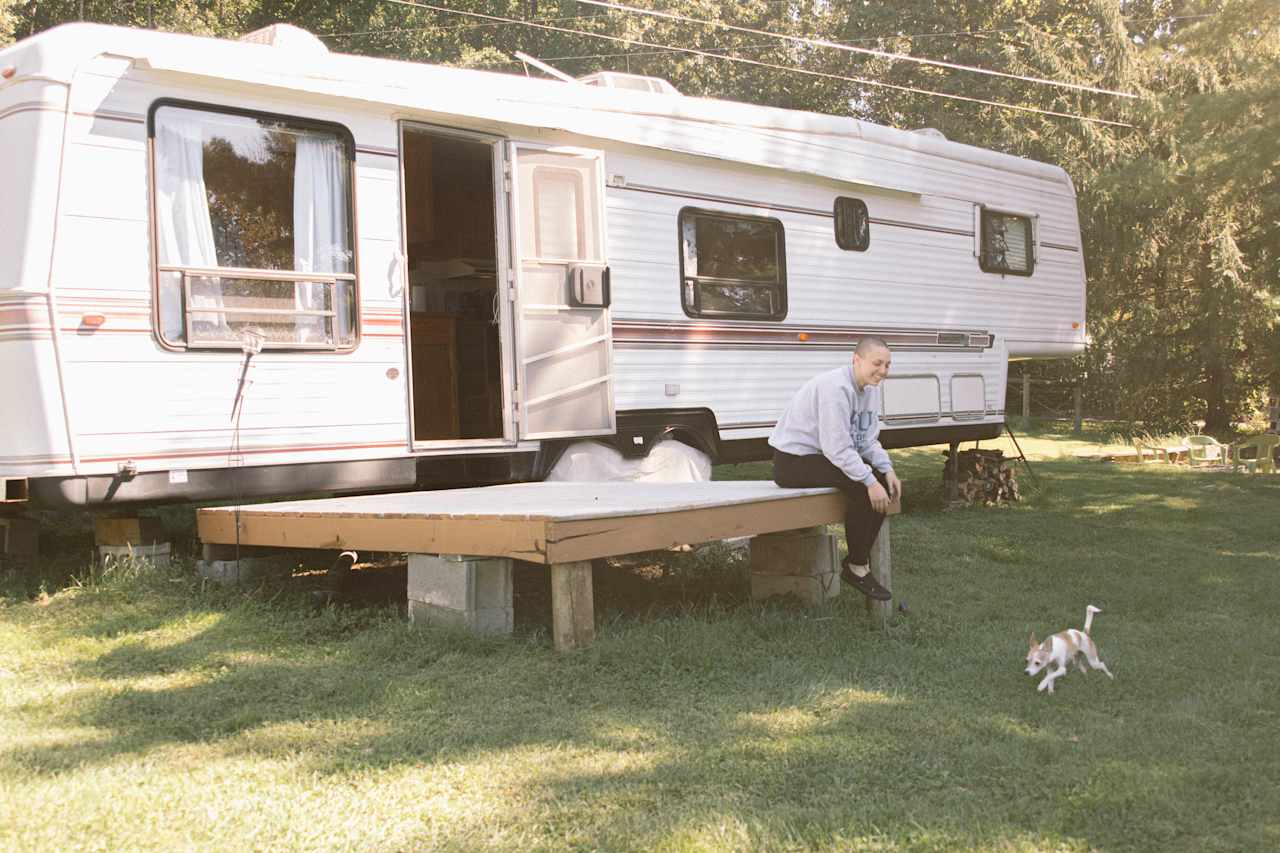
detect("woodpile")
[943,448,1020,506]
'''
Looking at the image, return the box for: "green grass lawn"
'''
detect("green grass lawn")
[2,430,1278,851]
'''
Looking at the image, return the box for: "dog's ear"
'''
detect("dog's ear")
[1028,632,1038,648]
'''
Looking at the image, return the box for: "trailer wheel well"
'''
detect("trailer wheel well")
[531,408,722,480]
[611,408,721,461]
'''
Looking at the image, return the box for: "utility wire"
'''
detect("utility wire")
[319,11,607,39]
[319,9,1216,42]
[372,0,1133,128]
[577,0,1141,99]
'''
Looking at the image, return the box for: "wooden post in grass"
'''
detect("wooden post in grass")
[1073,386,1083,434]
[551,560,595,651]
[863,518,892,630]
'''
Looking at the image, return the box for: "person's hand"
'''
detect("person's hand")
[886,471,903,502]
[867,481,890,514]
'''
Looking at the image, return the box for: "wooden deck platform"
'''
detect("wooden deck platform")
[196,481,845,564]
[197,482,883,650]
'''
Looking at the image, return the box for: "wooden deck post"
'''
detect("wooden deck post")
[550,560,595,651]
[863,517,892,630]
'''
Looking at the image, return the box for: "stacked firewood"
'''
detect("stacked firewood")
[942,448,1020,506]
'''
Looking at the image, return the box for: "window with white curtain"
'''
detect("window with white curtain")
[150,103,357,350]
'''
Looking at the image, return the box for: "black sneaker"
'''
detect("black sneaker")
[840,561,891,601]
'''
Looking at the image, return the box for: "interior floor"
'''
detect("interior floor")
[403,128,504,441]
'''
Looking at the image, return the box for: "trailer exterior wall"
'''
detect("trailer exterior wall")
[0,24,1081,506]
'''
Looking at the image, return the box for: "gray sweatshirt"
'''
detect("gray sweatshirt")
[768,364,894,486]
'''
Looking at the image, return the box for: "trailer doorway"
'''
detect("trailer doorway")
[402,126,507,443]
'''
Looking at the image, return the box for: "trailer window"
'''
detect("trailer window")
[679,209,786,320]
[979,209,1034,276]
[834,197,870,252]
[150,103,357,350]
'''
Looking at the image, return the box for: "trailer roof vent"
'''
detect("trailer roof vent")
[911,127,947,141]
[238,23,329,55]
[577,71,680,96]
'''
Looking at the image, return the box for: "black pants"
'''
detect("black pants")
[772,449,888,566]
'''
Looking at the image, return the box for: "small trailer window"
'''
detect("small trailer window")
[150,102,357,350]
[679,209,786,320]
[979,209,1035,276]
[834,197,870,251]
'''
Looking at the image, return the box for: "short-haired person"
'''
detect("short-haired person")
[769,337,900,601]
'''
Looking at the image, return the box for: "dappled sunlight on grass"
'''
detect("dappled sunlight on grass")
[1217,547,1280,561]
[2,430,1279,850]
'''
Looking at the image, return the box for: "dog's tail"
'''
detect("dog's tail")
[1083,604,1102,635]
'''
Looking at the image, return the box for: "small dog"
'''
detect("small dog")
[1025,605,1114,694]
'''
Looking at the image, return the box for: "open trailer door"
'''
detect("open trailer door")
[508,144,615,440]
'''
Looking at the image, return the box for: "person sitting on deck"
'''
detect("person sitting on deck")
[769,337,901,601]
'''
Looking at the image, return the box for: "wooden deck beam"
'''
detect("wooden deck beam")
[196,483,844,565]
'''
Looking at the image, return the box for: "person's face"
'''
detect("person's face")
[853,345,891,387]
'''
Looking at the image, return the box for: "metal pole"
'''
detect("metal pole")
[1073,385,1083,434]
[1022,372,1031,430]
[946,440,960,504]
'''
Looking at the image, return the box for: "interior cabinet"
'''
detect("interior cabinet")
[459,320,503,438]
[410,313,460,440]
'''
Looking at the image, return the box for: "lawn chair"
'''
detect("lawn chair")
[1186,434,1230,467]
[1231,434,1280,474]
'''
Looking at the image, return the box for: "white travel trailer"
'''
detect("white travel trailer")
[0,23,1085,509]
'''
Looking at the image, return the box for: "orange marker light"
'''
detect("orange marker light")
[798,332,810,341]
[81,314,106,327]
[1,66,15,80]
[1071,322,1080,329]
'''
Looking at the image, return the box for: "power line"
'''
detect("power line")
[534,40,786,64]
[577,0,1142,100]
[322,10,1214,52]
[514,13,1220,64]
[319,11,607,39]
[372,0,1133,127]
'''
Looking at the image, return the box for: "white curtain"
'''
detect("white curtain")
[155,119,220,342]
[293,134,350,344]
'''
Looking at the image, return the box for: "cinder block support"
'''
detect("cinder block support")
[96,516,169,566]
[863,517,893,629]
[99,542,172,568]
[407,554,514,635]
[197,543,294,586]
[1,516,39,557]
[750,525,841,605]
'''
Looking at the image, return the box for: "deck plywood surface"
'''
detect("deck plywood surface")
[197,482,844,563]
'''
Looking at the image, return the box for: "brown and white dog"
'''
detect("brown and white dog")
[1025,605,1114,694]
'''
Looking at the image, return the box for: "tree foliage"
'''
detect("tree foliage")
[3,1,1275,433]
